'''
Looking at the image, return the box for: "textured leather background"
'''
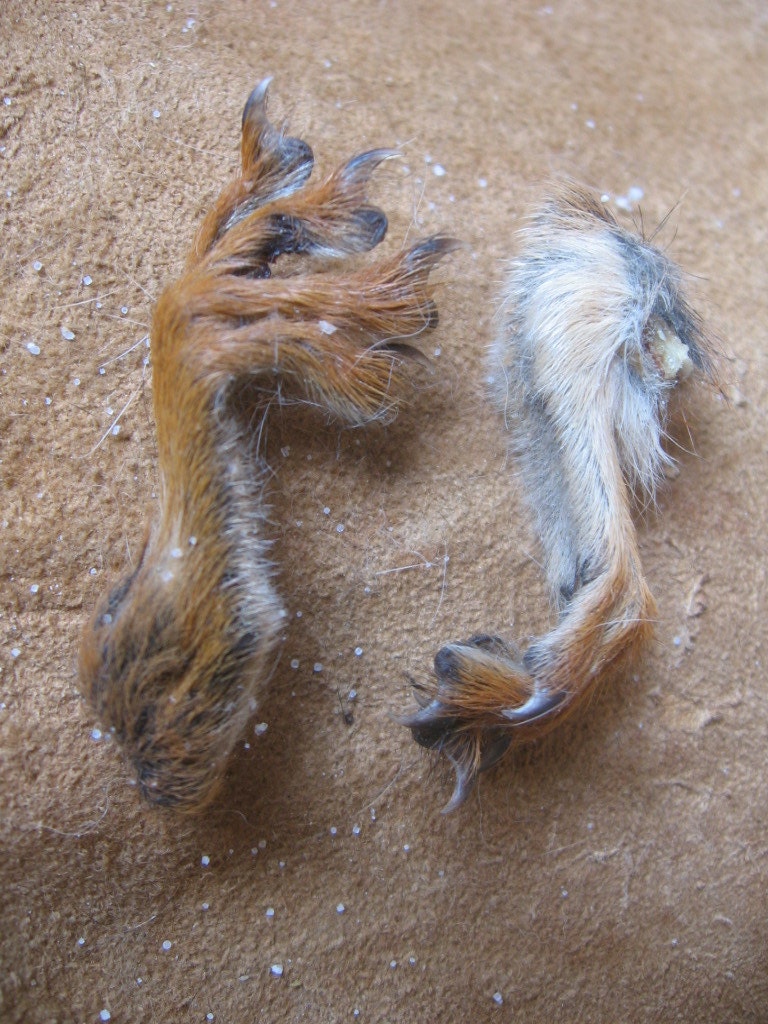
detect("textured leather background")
[2,2,765,1021]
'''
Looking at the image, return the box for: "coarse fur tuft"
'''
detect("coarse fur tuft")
[401,183,719,812]
[79,79,456,813]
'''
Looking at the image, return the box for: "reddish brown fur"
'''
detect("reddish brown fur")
[79,80,455,812]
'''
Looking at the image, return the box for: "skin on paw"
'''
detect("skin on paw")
[79,80,456,813]
[403,183,720,811]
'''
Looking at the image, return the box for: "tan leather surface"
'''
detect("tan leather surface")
[2,2,765,1021]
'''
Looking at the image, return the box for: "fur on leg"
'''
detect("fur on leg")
[79,80,456,813]
[402,184,719,812]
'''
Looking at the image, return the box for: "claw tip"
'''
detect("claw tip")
[243,77,273,126]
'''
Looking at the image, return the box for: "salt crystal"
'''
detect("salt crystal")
[354,646,363,657]
[201,855,210,867]
[11,648,20,658]
[585,119,596,129]
[390,960,397,969]
[111,425,120,436]
[432,164,446,177]
[352,824,361,835]
[26,342,40,356]
[32,261,43,272]
[73,378,80,386]
[254,722,268,736]
[403,844,410,852]
[61,327,75,341]
[202,902,209,910]
[258,839,267,849]
[82,275,92,286]
[323,506,331,515]
[492,992,503,1006]
[270,963,283,977]
[266,907,275,918]
[336,524,344,534]
[3,97,10,106]
[206,1015,214,1022]
[290,659,299,669]
[91,728,102,741]
[478,178,488,188]
[313,662,323,673]
[318,320,337,335]
[329,826,337,836]
[120,306,128,315]
[44,397,51,405]
[153,110,161,119]
[170,548,183,559]
[336,903,345,914]
[77,937,85,946]
[100,1011,111,1022]
[162,940,172,951]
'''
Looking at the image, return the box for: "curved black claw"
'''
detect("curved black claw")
[339,148,399,188]
[242,77,273,128]
[239,77,315,208]
[440,729,514,814]
[403,718,513,814]
[501,688,566,723]
[405,234,463,271]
